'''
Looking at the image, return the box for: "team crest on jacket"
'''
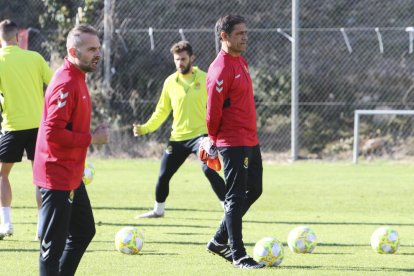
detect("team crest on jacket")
[195,82,200,90]
[165,145,173,154]
[68,190,75,204]
[243,157,249,169]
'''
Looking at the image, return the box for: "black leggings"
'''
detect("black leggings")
[213,145,263,260]
[39,183,95,276]
[155,136,225,203]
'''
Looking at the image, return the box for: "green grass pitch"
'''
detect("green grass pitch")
[1,159,414,275]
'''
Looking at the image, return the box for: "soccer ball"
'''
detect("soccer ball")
[287,226,317,254]
[371,227,400,254]
[115,226,144,255]
[253,237,284,267]
[82,161,95,185]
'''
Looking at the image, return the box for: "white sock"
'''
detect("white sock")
[220,201,224,209]
[1,207,11,225]
[154,201,165,214]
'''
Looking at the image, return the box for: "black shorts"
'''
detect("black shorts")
[0,128,38,162]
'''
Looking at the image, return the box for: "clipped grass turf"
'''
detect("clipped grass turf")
[1,159,414,275]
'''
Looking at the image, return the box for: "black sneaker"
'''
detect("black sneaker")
[233,256,266,269]
[206,238,233,263]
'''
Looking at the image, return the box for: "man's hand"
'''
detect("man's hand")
[198,137,221,171]
[133,124,145,137]
[91,124,109,145]
[198,137,217,162]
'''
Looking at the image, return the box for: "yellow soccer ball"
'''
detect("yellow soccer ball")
[82,161,95,185]
[288,225,317,254]
[371,227,400,254]
[115,226,144,255]
[253,237,284,267]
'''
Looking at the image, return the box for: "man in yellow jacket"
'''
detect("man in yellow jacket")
[0,20,53,239]
[133,41,225,218]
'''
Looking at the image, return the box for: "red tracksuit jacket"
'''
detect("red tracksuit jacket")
[206,49,258,147]
[33,58,92,191]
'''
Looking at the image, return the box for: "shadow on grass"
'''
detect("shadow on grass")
[0,248,38,252]
[180,217,414,227]
[11,205,223,213]
[145,241,207,246]
[281,265,414,273]
[138,252,179,256]
[93,239,354,250]
[317,242,367,247]
[91,239,207,247]
[96,221,212,229]
[93,206,223,213]
[311,252,350,255]
[242,242,371,248]
[85,249,178,256]
[318,243,413,249]
[244,220,414,227]
[88,240,114,244]
[165,232,205,236]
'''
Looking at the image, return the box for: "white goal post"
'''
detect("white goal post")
[353,109,414,164]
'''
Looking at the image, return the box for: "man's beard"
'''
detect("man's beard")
[79,60,99,72]
[178,63,192,74]
[79,64,95,72]
[77,51,100,72]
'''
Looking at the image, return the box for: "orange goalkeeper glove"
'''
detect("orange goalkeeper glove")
[198,137,221,171]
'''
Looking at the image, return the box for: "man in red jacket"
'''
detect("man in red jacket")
[33,24,109,276]
[205,15,265,269]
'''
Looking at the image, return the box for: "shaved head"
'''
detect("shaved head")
[66,24,98,50]
[66,24,101,73]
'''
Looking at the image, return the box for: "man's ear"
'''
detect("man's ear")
[190,55,195,63]
[220,31,228,41]
[68,47,77,58]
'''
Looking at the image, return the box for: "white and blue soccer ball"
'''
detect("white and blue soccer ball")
[115,226,144,255]
[82,161,95,185]
[371,226,400,254]
[287,226,317,254]
[253,237,284,267]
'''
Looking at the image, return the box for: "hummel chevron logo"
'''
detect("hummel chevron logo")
[57,100,66,108]
[41,239,51,259]
[215,79,223,93]
[59,91,69,99]
[42,249,50,259]
[42,239,51,248]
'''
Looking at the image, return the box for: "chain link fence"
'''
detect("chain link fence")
[2,0,414,161]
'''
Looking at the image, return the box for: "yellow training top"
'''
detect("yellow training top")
[140,66,208,141]
[0,45,53,131]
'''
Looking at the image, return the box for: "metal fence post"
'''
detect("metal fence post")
[103,0,113,96]
[291,0,300,161]
[353,111,360,164]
